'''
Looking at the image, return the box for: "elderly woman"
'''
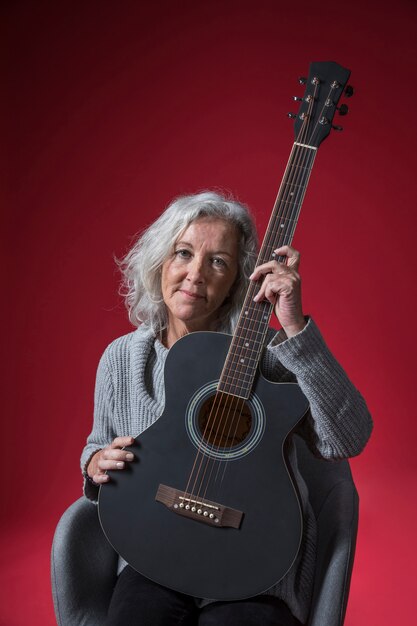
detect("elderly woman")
[81,191,372,626]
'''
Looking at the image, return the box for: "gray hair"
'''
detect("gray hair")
[118,191,258,335]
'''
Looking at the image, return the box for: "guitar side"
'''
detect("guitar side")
[98,331,309,600]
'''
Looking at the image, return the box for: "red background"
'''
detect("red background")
[2,1,417,624]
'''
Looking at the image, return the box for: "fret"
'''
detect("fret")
[221,356,262,380]
[218,389,251,399]
[230,332,264,344]
[230,333,270,353]
[221,370,257,384]
[237,316,268,326]
[289,163,311,171]
[218,140,317,394]
[237,315,271,330]
[219,374,256,386]
[283,181,309,190]
[221,368,258,382]
[227,343,264,358]
[272,200,297,211]
[234,311,271,336]
[225,350,263,364]
[225,342,263,369]
[231,335,264,348]
[288,163,314,175]
[217,382,252,399]
[224,350,262,369]
[224,353,259,369]
[259,233,297,256]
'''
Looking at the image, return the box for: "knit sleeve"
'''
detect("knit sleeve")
[80,348,116,502]
[262,317,373,460]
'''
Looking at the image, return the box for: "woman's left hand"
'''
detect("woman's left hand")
[249,245,306,338]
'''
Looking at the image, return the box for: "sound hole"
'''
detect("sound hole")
[197,392,252,448]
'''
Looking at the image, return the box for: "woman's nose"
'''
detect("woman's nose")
[186,257,205,283]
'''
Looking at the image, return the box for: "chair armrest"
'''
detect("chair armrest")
[51,497,118,626]
[308,480,359,626]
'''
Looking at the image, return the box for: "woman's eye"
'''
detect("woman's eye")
[175,249,191,259]
[212,257,226,268]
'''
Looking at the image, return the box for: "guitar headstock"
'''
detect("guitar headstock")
[289,61,352,148]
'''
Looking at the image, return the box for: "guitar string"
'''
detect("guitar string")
[184,79,343,514]
[188,285,273,502]
[215,94,316,401]
[182,110,315,508]
[194,98,318,503]
[197,394,247,507]
[180,211,295,504]
[209,107,317,495]
[208,75,342,474]
[280,80,338,251]
[180,77,333,509]
[181,388,226,506]
[208,82,324,496]
[203,395,247,496]
[193,123,316,504]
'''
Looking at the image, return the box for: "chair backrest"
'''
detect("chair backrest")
[295,434,357,513]
[51,496,118,626]
[51,437,358,626]
[294,436,359,626]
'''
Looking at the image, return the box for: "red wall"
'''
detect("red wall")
[3,1,417,624]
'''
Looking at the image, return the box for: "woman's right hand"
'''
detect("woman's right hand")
[87,436,136,484]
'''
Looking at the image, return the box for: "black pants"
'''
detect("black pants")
[105,566,302,626]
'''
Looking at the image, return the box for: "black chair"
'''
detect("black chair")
[51,436,359,626]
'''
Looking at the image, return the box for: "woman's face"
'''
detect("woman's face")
[161,217,240,342]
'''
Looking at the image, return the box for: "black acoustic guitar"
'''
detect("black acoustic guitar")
[98,61,352,601]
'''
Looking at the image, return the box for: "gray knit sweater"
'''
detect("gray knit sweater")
[81,318,372,624]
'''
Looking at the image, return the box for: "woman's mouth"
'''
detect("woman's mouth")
[179,289,205,300]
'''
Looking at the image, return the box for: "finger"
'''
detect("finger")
[102,448,135,462]
[92,472,110,484]
[253,279,268,302]
[249,260,284,281]
[98,458,128,471]
[255,278,283,304]
[253,273,281,302]
[264,282,280,304]
[111,436,135,449]
[254,269,300,303]
[273,246,300,269]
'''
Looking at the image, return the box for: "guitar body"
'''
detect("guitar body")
[99,331,309,600]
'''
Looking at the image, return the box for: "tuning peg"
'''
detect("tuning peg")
[344,85,354,97]
[337,104,349,116]
[293,96,303,101]
[332,125,343,131]
[298,77,307,84]
[287,112,297,119]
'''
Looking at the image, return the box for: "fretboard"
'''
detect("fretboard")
[218,142,317,399]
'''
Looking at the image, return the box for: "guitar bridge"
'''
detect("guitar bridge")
[155,484,244,529]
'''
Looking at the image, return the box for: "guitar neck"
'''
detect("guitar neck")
[217,60,351,399]
[218,142,317,399]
